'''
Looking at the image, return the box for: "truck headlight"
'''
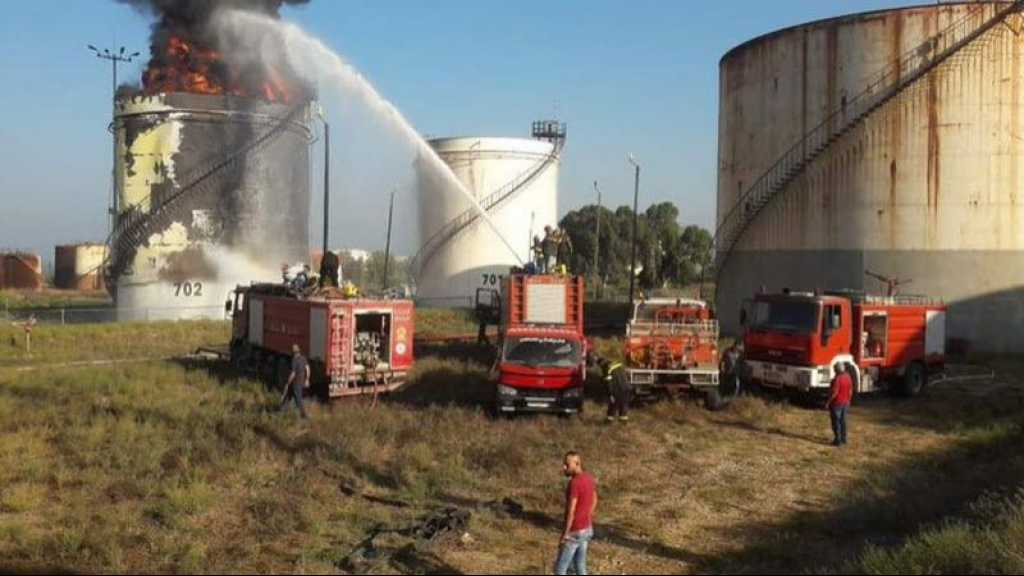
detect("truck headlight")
[563,387,583,399]
[498,385,518,397]
[819,366,832,381]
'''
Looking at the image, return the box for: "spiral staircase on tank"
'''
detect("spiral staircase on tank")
[410,121,567,279]
[101,103,310,289]
[713,1,1024,280]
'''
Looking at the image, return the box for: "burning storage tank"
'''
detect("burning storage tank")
[716,1,1024,353]
[0,253,43,291]
[55,244,108,291]
[107,0,314,320]
[414,121,565,307]
[111,93,312,319]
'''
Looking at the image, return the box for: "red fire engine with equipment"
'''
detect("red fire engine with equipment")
[742,288,946,397]
[477,272,588,415]
[228,283,415,398]
[624,298,724,409]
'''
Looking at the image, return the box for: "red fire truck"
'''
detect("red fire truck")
[742,289,946,397]
[624,298,723,409]
[478,273,588,415]
[228,283,415,398]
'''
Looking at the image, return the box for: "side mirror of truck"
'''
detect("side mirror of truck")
[225,299,232,314]
[739,309,748,326]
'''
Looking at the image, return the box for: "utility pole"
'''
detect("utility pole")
[88,45,139,237]
[627,155,641,307]
[593,180,602,299]
[383,188,395,290]
[322,118,330,258]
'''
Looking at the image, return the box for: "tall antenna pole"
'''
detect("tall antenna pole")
[627,155,641,308]
[383,188,395,290]
[593,180,602,298]
[322,120,330,259]
[87,45,139,238]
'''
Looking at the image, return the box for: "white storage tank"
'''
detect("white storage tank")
[415,122,565,307]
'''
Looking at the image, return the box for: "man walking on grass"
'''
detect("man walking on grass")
[826,362,853,446]
[555,451,598,575]
[281,344,310,419]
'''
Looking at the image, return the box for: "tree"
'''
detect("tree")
[558,200,713,296]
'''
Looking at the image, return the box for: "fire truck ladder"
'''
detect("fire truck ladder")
[103,103,310,287]
[713,1,1024,279]
[411,121,566,278]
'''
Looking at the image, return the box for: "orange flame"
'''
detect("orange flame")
[143,35,293,103]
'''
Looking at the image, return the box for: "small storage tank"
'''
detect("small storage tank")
[55,244,107,291]
[716,1,1024,353]
[415,122,565,307]
[111,92,312,320]
[0,253,43,291]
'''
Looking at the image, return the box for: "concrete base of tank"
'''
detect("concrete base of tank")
[716,250,1024,354]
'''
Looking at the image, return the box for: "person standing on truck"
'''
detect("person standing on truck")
[600,358,632,423]
[825,362,853,446]
[531,235,545,273]
[555,451,598,576]
[281,344,310,419]
[542,226,558,274]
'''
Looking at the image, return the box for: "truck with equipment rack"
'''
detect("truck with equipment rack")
[624,298,724,410]
[742,289,946,398]
[228,283,415,398]
[477,273,588,416]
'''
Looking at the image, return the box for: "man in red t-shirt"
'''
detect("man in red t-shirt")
[555,451,598,575]
[825,363,854,447]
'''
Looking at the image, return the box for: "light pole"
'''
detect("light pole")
[88,45,140,237]
[627,154,641,308]
[592,180,602,299]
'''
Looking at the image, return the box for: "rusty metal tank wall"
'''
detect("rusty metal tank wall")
[0,253,43,291]
[717,1,1024,353]
[113,93,311,319]
[55,244,107,291]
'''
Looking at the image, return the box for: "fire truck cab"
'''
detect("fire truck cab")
[742,290,946,397]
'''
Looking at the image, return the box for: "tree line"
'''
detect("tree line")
[558,201,713,293]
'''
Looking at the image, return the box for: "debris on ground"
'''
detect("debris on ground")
[338,507,471,574]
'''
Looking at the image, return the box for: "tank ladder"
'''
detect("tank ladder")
[102,103,310,288]
[713,1,1024,279]
[410,122,566,279]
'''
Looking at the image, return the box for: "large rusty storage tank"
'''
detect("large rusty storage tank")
[717,1,1024,353]
[55,244,107,291]
[0,253,43,291]
[110,93,312,320]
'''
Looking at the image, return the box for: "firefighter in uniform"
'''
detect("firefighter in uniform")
[600,358,632,422]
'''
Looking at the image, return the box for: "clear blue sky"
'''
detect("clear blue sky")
[0,0,912,261]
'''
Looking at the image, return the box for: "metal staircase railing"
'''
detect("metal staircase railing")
[411,138,564,277]
[102,103,309,287]
[713,0,1024,278]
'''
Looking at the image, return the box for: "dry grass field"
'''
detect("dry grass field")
[0,316,1022,574]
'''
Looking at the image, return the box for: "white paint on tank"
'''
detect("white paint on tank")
[417,137,559,307]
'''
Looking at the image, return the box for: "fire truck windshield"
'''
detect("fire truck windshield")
[750,300,820,334]
[503,337,581,368]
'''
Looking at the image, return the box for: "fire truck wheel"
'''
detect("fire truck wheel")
[704,388,727,411]
[901,362,927,397]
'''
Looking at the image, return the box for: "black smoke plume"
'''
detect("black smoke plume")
[117,0,311,101]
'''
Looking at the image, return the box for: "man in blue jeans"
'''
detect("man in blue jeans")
[825,362,853,446]
[555,451,598,575]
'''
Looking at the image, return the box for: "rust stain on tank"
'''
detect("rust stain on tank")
[927,67,941,227]
[826,24,839,114]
